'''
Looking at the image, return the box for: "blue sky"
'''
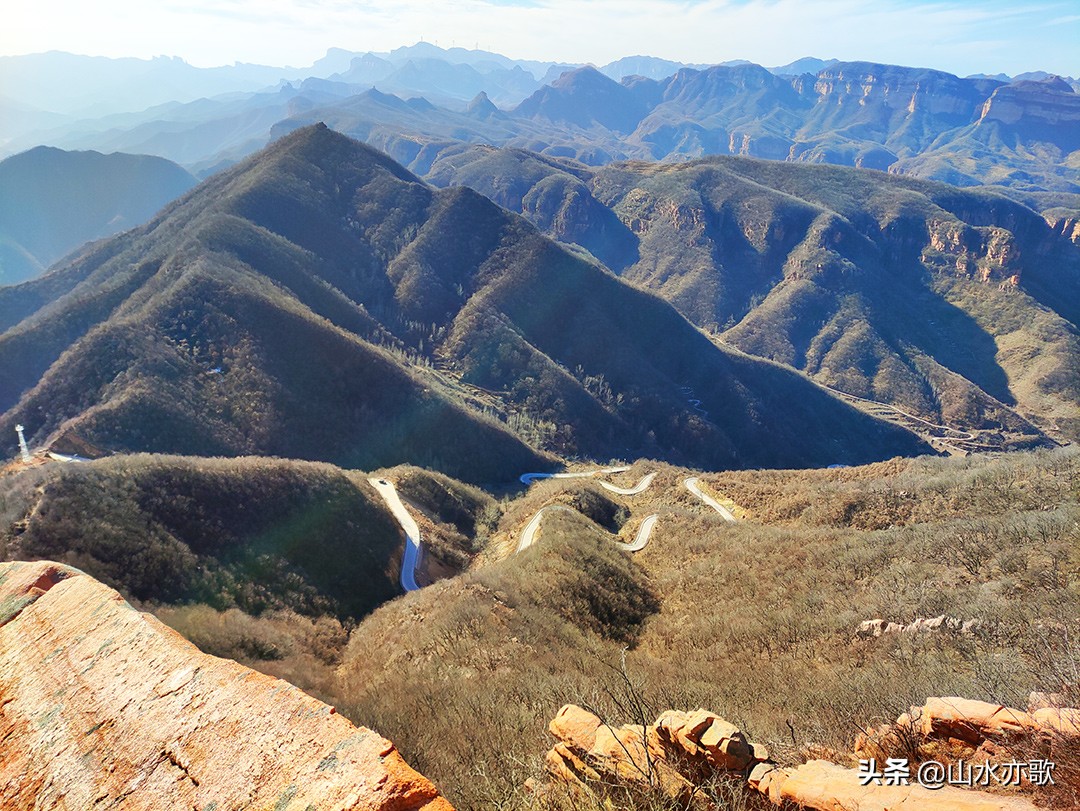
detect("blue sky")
[4,0,1077,77]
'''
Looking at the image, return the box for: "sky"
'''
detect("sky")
[3,0,1078,78]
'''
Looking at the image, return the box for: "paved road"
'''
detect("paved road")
[519,466,631,486]
[517,505,657,553]
[600,472,657,496]
[368,478,422,592]
[45,452,88,463]
[370,470,721,591]
[679,386,708,417]
[684,477,737,523]
[516,505,577,552]
[618,514,659,552]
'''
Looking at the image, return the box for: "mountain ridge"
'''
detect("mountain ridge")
[1,125,929,477]
[420,143,1080,445]
[0,146,197,285]
[5,50,1078,195]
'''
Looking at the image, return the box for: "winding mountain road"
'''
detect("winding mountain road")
[599,472,657,496]
[516,505,576,552]
[372,468,731,593]
[620,514,659,552]
[519,466,631,485]
[684,477,737,523]
[679,386,708,417]
[368,478,422,592]
[516,505,659,553]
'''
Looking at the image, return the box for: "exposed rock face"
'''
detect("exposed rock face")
[918,697,1036,742]
[756,759,1037,811]
[923,220,1023,283]
[857,695,1080,753]
[979,79,1080,129]
[857,614,979,636]
[0,560,453,811]
[544,705,763,805]
[544,704,1038,811]
[813,62,992,121]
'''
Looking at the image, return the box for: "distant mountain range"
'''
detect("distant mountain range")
[0,46,842,123]
[0,146,197,285]
[0,125,928,479]
[281,62,1080,193]
[3,47,1078,194]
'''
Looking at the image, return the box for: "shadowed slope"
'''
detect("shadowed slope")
[1,125,928,474]
[0,146,197,285]
[423,145,1080,445]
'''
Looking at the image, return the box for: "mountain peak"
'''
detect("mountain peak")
[257,121,424,190]
[0,132,929,479]
[466,90,500,117]
[515,66,648,132]
[551,64,615,91]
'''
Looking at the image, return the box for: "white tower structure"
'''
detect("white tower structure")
[15,425,31,463]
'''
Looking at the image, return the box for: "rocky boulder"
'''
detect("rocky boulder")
[918,697,1036,743]
[545,704,1039,811]
[758,758,1037,811]
[0,560,453,811]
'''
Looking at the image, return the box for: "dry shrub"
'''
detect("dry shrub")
[153,603,349,702]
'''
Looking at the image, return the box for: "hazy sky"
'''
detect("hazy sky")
[4,0,1077,77]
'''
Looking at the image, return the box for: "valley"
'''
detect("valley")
[2,33,1079,811]
[3,445,1077,809]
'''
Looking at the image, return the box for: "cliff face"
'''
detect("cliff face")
[979,78,1080,131]
[0,560,453,811]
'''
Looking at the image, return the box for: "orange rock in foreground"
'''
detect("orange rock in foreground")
[0,560,453,811]
[545,704,1038,811]
[919,697,1036,743]
[761,759,1036,811]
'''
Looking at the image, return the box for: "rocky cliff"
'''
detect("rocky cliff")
[0,560,453,811]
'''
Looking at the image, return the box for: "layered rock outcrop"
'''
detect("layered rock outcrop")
[544,705,764,805]
[543,703,1039,810]
[978,78,1080,130]
[0,560,453,811]
[857,695,1080,755]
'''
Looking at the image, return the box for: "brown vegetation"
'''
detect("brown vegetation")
[330,448,1079,809]
[3,447,1076,810]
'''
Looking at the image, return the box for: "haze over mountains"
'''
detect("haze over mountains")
[281,62,1080,194]
[0,146,196,285]
[3,36,1080,811]
[4,45,1079,195]
[0,44,811,123]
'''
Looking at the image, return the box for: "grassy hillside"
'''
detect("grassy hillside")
[0,452,509,700]
[0,125,928,478]
[0,454,406,618]
[6,446,1075,809]
[425,146,1080,446]
[331,448,1079,810]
